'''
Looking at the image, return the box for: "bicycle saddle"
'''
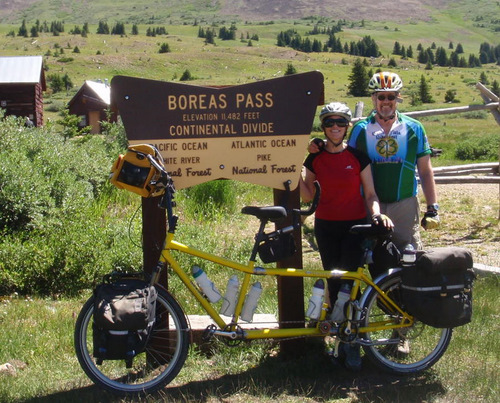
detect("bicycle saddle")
[350,224,392,238]
[241,206,287,221]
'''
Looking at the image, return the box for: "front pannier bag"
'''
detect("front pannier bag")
[93,272,157,367]
[401,247,475,328]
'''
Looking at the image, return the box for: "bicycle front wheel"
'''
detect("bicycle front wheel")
[361,272,452,374]
[74,286,189,396]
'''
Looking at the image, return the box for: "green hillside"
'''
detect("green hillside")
[0,0,498,159]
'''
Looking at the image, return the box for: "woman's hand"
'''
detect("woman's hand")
[371,214,394,229]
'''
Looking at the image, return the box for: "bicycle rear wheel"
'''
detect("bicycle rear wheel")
[75,286,189,396]
[360,272,452,374]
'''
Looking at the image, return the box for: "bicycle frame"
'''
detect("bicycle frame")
[143,151,414,342]
[74,147,454,397]
[155,231,414,341]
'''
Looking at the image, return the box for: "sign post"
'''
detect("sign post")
[111,72,324,352]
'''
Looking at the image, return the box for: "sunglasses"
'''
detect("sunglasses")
[377,94,397,101]
[323,118,349,128]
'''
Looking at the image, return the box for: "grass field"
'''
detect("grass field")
[0,272,498,402]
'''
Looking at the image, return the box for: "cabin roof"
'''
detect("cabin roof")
[84,80,111,105]
[0,56,44,84]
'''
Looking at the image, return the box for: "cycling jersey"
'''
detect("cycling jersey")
[347,111,432,203]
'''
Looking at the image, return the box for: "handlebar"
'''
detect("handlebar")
[297,181,320,216]
[146,153,166,174]
[267,181,321,237]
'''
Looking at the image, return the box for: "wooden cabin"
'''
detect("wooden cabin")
[68,80,116,134]
[0,56,46,127]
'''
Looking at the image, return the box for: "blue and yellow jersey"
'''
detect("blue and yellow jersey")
[347,111,432,203]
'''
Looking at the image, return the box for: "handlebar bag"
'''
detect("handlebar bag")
[109,144,165,197]
[92,273,157,367]
[258,232,297,263]
[401,247,475,328]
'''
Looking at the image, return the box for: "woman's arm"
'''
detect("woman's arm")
[300,167,317,203]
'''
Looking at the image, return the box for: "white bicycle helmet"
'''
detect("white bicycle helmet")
[368,72,403,92]
[319,102,352,122]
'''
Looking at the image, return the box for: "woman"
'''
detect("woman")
[300,101,393,371]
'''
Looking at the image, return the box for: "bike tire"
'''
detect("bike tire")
[360,271,452,374]
[74,286,189,396]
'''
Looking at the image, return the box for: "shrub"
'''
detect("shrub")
[285,63,297,75]
[455,133,499,160]
[0,116,135,295]
[462,110,489,120]
[180,69,193,81]
[158,42,170,53]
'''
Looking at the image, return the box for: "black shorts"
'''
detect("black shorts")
[314,217,366,303]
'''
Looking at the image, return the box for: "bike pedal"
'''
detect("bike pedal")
[201,324,217,342]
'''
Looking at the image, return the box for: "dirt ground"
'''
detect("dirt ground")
[432,182,500,269]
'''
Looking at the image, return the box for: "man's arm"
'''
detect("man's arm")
[416,154,437,206]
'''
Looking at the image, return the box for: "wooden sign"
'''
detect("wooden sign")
[111,72,324,190]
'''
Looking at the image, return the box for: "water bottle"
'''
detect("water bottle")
[191,265,222,303]
[305,279,325,320]
[402,244,416,267]
[240,282,262,322]
[330,283,351,322]
[220,275,240,316]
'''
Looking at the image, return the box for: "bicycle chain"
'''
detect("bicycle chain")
[199,319,360,345]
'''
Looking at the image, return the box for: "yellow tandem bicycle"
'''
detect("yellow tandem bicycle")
[74,145,452,396]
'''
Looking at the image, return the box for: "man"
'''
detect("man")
[347,72,439,256]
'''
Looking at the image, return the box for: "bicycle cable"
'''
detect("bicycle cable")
[128,201,143,249]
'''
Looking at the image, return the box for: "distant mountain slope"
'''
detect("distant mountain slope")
[218,0,449,22]
[0,0,457,24]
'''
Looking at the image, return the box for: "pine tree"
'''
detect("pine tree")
[388,57,397,67]
[158,43,170,54]
[435,47,448,66]
[347,58,370,97]
[479,72,489,85]
[284,63,297,75]
[491,80,500,97]
[18,19,28,37]
[392,41,401,55]
[419,75,434,103]
[97,21,109,34]
[180,69,193,81]
[401,46,407,59]
[407,45,414,59]
[204,29,215,45]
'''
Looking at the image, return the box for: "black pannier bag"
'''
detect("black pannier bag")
[92,272,157,367]
[401,247,475,328]
[369,238,401,279]
[258,231,297,263]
